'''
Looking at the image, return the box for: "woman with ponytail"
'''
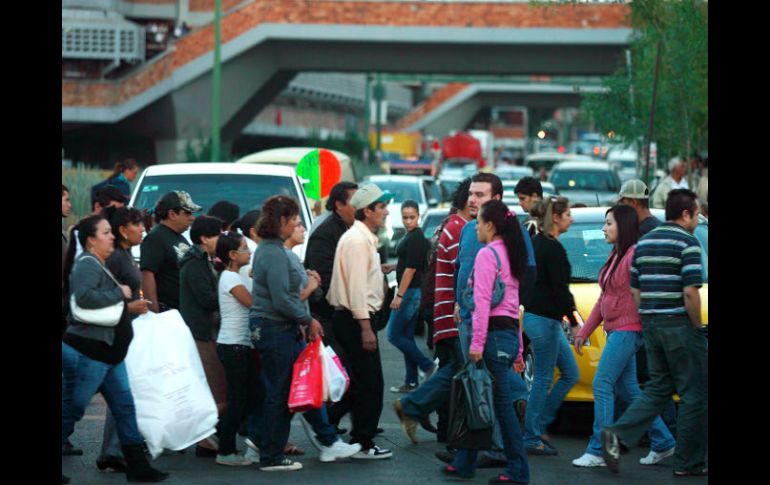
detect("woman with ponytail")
[521,196,579,456]
[570,205,675,468]
[444,199,530,484]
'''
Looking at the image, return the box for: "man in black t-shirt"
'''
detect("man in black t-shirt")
[140,191,201,312]
[618,179,661,236]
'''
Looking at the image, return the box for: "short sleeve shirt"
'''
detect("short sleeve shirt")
[217,270,252,346]
[396,227,428,289]
[140,224,191,309]
[630,222,703,315]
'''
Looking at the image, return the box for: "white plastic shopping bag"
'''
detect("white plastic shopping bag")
[320,343,349,403]
[124,310,219,458]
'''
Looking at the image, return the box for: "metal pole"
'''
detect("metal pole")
[363,73,371,159]
[643,41,662,187]
[211,0,222,162]
[375,73,383,154]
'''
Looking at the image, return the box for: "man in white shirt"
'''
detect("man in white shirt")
[651,157,689,209]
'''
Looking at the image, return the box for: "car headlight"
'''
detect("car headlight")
[561,310,588,346]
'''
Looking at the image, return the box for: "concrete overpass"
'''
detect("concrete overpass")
[61,0,632,163]
[402,82,608,138]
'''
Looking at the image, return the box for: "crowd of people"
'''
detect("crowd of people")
[61,165,707,483]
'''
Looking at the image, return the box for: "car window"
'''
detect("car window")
[551,170,619,192]
[134,173,308,226]
[424,180,441,202]
[365,180,423,204]
[560,222,614,282]
[422,213,446,240]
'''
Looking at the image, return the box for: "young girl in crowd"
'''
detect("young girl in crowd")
[385,200,434,393]
[521,196,579,456]
[96,206,151,473]
[444,199,530,484]
[214,231,263,466]
[571,205,676,467]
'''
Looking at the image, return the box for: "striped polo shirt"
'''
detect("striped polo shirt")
[630,222,703,315]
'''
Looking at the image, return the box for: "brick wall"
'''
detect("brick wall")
[63,1,630,107]
[394,83,468,130]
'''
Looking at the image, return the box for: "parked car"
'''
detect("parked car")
[235,147,357,182]
[524,152,568,176]
[521,207,709,403]
[548,161,622,207]
[496,164,535,181]
[361,174,437,252]
[129,162,313,261]
[607,146,639,183]
[420,207,451,243]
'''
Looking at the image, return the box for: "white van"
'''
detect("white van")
[235,147,357,183]
[129,162,313,261]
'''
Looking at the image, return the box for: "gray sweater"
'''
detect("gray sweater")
[250,238,312,325]
[67,252,125,346]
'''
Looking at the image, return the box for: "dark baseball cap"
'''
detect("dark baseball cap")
[155,190,202,213]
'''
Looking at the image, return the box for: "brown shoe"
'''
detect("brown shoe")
[393,399,419,444]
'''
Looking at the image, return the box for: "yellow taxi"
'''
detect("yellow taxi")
[521,208,709,402]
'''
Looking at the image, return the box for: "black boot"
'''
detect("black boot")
[96,454,127,472]
[122,444,169,483]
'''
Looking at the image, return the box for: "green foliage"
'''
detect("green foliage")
[182,132,213,162]
[62,164,111,228]
[582,0,708,170]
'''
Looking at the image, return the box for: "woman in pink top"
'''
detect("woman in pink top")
[445,200,530,484]
[571,205,675,468]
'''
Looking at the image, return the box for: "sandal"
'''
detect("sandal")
[674,468,708,477]
[283,442,305,456]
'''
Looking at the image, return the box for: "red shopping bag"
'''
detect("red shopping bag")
[288,339,324,413]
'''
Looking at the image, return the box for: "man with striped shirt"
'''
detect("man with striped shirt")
[394,179,472,445]
[602,189,708,477]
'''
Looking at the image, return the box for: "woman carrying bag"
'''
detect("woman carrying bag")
[62,214,169,483]
[443,199,530,484]
[571,205,675,468]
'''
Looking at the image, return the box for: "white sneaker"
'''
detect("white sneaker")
[351,444,393,460]
[259,458,303,471]
[216,453,254,466]
[244,438,258,453]
[244,447,259,463]
[297,414,323,451]
[640,447,675,465]
[319,440,362,463]
[572,453,607,467]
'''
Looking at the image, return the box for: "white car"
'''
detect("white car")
[129,163,313,261]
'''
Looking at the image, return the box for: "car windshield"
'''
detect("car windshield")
[563,220,709,283]
[551,170,618,192]
[422,213,447,240]
[133,173,309,226]
[366,180,423,204]
[497,166,533,180]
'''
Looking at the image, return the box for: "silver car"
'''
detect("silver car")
[548,161,622,207]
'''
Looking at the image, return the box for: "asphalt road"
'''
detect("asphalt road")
[62,316,706,484]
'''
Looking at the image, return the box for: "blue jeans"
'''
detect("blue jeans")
[522,312,579,445]
[100,409,122,458]
[586,331,676,456]
[451,330,530,483]
[62,343,145,447]
[250,317,338,464]
[387,287,434,385]
[400,337,463,419]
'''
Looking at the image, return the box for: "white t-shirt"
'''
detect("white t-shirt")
[217,270,252,346]
[238,237,258,293]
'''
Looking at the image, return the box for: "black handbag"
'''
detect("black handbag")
[447,361,495,450]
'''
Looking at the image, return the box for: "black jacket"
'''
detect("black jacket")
[304,212,349,319]
[179,245,219,341]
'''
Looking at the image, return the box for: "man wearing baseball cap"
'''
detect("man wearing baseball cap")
[140,191,202,313]
[618,179,660,236]
[326,183,394,460]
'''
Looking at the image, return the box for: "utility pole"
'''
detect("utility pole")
[363,73,371,163]
[375,73,383,156]
[643,41,662,187]
[210,0,222,161]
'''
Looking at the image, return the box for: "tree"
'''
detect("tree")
[582,0,708,178]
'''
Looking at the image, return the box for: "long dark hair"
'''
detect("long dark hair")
[62,214,107,296]
[102,206,144,248]
[216,231,245,267]
[479,199,527,281]
[598,204,639,288]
